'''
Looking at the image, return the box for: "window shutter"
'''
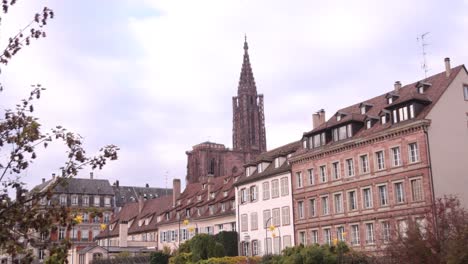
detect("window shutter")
[255,186,259,200]
[237,190,241,205]
[258,240,262,255]
[246,188,250,203]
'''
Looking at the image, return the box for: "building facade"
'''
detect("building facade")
[290,59,468,251]
[235,141,300,256]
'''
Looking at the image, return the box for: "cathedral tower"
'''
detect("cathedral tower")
[232,37,267,154]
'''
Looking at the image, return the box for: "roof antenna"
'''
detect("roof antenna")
[417,32,430,79]
[165,171,168,196]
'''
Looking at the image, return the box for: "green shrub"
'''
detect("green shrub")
[199,256,261,264]
[170,252,193,264]
[214,231,238,256]
[150,251,170,264]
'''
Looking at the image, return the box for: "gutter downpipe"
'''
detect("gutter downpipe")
[423,124,439,240]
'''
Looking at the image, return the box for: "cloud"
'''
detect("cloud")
[1,0,467,192]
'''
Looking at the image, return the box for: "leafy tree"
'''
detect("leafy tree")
[191,234,216,262]
[214,231,238,256]
[0,1,118,262]
[384,195,468,264]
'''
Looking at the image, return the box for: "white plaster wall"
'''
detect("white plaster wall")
[236,171,295,256]
[426,68,468,206]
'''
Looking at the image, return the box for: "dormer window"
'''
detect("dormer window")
[392,104,416,123]
[310,132,326,149]
[165,213,169,220]
[366,120,372,129]
[388,97,393,104]
[302,139,307,149]
[187,199,191,204]
[332,124,353,142]
[416,81,431,94]
[202,184,206,190]
[337,115,342,121]
[274,158,280,168]
[257,163,263,173]
[210,192,215,199]
[186,208,191,217]
[359,103,373,114]
[224,178,229,184]
[381,115,387,124]
[197,195,202,201]
[223,191,228,197]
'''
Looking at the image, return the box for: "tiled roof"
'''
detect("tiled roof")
[303,65,465,141]
[236,141,301,186]
[96,195,173,238]
[113,185,172,208]
[50,178,114,195]
[156,175,236,226]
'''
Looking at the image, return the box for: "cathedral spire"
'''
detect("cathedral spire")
[232,37,267,155]
[238,35,256,94]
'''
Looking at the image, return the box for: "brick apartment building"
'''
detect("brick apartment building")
[289,59,468,251]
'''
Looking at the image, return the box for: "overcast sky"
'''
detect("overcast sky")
[1,0,467,191]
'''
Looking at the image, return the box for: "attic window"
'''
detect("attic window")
[223,191,228,197]
[418,86,424,94]
[337,115,342,121]
[257,164,263,173]
[274,158,280,168]
[302,140,307,149]
[366,120,372,129]
[202,184,206,190]
[210,192,215,199]
[381,115,387,124]
[187,199,191,204]
[197,195,202,201]
[360,106,366,115]
[388,97,393,104]
[165,213,169,220]
[224,178,229,184]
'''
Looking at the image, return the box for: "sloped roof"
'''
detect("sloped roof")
[33,177,114,195]
[113,185,172,208]
[303,65,465,140]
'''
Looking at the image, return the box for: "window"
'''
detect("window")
[250,185,257,202]
[319,165,327,182]
[392,147,401,167]
[281,206,290,225]
[332,162,340,179]
[337,226,345,241]
[409,104,415,118]
[251,212,258,230]
[271,180,279,198]
[104,213,110,223]
[332,124,353,141]
[209,205,214,215]
[381,115,387,124]
[411,178,423,201]
[39,249,45,260]
[360,106,366,115]
[346,159,354,177]
[360,155,369,174]
[221,203,225,212]
[81,229,89,241]
[365,223,375,244]
[337,115,342,121]
[263,182,270,200]
[309,199,316,217]
[240,188,247,204]
[395,182,405,203]
[257,163,263,173]
[252,240,259,256]
[275,157,281,168]
[378,185,388,206]
[375,151,385,170]
[182,229,188,240]
[83,213,89,223]
[311,230,319,244]
[382,221,391,243]
[94,196,100,207]
[104,197,111,207]
[298,201,304,219]
[351,225,360,245]
[366,120,372,129]
[388,97,393,104]
[93,229,100,239]
[409,143,419,163]
[241,214,248,231]
[296,172,303,188]
[321,196,329,215]
[71,228,77,240]
[299,231,306,245]
[398,220,408,238]
[272,208,281,226]
[363,188,372,209]
[58,227,65,240]
[60,195,67,205]
[324,228,332,245]
[263,210,271,228]
[280,177,289,196]
[283,235,292,248]
[308,168,315,185]
[464,85,468,100]
[334,193,343,213]
[398,106,409,121]
[71,195,78,206]
[348,191,357,211]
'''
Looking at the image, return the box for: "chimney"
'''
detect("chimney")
[445,57,451,77]
[138,195,144,214]
[394,81,402,91]
[312,109,326,129]
[172,179,181,207]
[42,178,45,183]
[115,180,119,188]
[119,220,128,247]
[207,174,214,200]
[145,183,149,188]
[90,172,94,179]
[52,173,56,179]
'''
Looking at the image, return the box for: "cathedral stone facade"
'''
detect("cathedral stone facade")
[186,38,267,184]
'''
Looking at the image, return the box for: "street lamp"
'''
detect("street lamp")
[71,215,83,264]
[100,223,109,259]
[264,217,281,255]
